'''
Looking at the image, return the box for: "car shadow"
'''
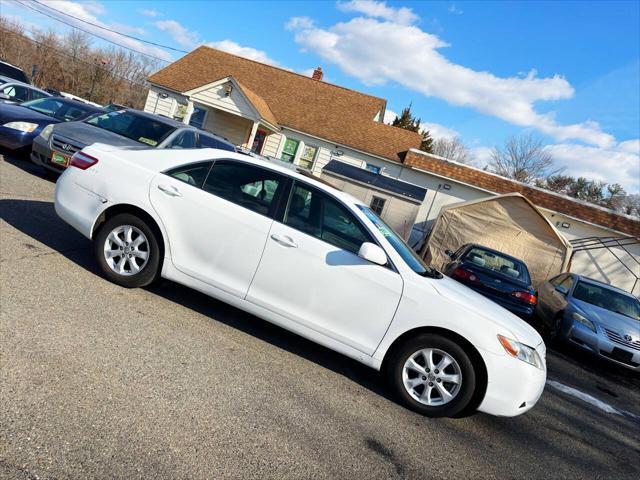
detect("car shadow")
[0,197,392,403]
[1,150,57,183]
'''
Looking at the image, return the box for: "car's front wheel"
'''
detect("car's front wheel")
[94,213,160,288]
[386,333,477,417]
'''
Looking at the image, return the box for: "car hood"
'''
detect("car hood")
[573,299,640,334]
[0,103,60,125]
[52,121,143,148]
[432,275,543,347]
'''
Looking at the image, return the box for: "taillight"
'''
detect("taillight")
[512,291,537,305]
[70,151,99,170]
[452,267,479,283]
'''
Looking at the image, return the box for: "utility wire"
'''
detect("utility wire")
[11,0,171,63]
[30,0,189,54]
[0,25,150,88]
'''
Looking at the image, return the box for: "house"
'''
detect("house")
[145,46,639,293]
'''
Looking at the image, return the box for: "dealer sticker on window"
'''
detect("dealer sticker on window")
[138,137,157,146]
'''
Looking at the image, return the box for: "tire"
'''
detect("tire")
[386,334,476,418]
[94,213,161,288]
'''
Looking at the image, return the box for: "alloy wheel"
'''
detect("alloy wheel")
[402,348,462,406]
[103,225,150,276]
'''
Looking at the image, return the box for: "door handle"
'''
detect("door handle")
[157,184,182,197]
[270,234,298,248]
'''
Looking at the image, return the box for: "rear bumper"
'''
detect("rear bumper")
[477,345,547,417]
[54,168,108,239]
[463,283,535,318]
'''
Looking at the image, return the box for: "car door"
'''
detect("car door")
[247,181,403,356]
[543,274,573,321]
[149,159,287,298]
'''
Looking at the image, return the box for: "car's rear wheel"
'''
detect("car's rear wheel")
[386,333,476,417]
[94,213,160,288]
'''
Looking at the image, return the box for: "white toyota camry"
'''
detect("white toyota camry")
[54,144,546,418]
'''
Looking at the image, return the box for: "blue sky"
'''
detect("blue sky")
[3,0,639,193]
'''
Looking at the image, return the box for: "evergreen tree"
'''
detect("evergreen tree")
[391,105,433,153]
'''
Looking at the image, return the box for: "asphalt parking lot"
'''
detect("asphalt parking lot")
[1,153,639,479]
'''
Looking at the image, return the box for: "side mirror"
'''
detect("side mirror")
[555,285,568,296]
[445,249,454,258]
[358,242,387,266]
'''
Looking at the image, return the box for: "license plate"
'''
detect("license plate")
[51,151,71,167]
[611,347,633,363]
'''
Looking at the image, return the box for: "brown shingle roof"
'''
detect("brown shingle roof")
[148,46,422,161]
[404,150,640,237]
[234,80,279,128]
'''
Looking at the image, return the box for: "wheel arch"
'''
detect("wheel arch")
[380,326,488,414]
[92,203,167,261]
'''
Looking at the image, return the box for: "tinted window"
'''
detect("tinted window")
[203,161,283,216]
[558,275,574,291]
[2,84,29,102]
[0,64,28,82]
[22,98,96,121]
[359,206,434,275]
[463,247,530,283]
[573,282,639,320]
[86,111,175,146]
[29,90,49,100]
[285,183,372,254]
[168,130,197,149]
[199,134,235,151]
[166,162,212,187]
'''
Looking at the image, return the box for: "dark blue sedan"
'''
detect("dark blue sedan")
[0,97,104,153]
[443,244,537,319]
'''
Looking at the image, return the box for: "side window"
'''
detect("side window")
[550,274,566,286]
[285,182,373,254]
[202,161,283,216]
[165,161,212,187]
[2,85,29,101]
[168,130,197,149]
[30,90,49,100]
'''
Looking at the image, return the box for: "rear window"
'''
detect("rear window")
[86,111,175,146]
[463,247,530,283]
[23,98,98,121]
[0,63,29,83]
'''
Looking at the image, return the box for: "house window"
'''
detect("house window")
[280,138,299,163]
[298,145,318,169]
[189,107,207,129]
[365,163,381,174]
[370,196,386,215]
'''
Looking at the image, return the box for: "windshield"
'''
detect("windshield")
[22,98,96,122]
[462,247,531,283]
[358,206,439,277]
[573,281,640,320]
[86,111,175,146]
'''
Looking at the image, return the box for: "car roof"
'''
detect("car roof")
[87,144,362,206]
[115,108,187,128]
[569,274,637,298]
[39,96,105,112]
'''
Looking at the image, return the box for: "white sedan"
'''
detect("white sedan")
[54,144,546,418]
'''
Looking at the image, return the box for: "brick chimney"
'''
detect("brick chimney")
[311,66,323,81]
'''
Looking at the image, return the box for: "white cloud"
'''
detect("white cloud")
[547,141,640,193]
[448,4,464,15]
[383,109,398,124]
[288,1,615,148]
[206,40,281,66]
[140,9,160,17]
[27,0,173,60]
[286,16,315,31]
[155,19,199,49]
[422,122,459,140]
[337,0,418,25]
[470,146,493,166]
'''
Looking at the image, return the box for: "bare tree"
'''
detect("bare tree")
[488,133,561,183]
[431,137,472,164]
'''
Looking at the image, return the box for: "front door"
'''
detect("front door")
[149,159,287,298]
[247,181,403,355]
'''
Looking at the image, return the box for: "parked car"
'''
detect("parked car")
[0,60,29,83]
[537,273,640,371]
[54,145,546,418]
[0,76,50,105]
[31,109,235,174]
[443,244,537,319]
[0,97,104,152]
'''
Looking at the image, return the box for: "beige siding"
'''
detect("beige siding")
[262,133,282,157]
[143,90,176,118]
[189,83,256,118]
[204,108,252,146]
